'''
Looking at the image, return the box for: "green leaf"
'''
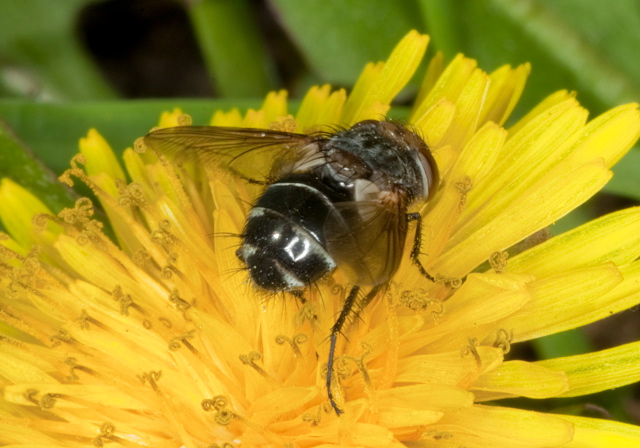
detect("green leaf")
[533,328,592,359]
[0,99,262,175]
[417,0,462,59]
[0,121,77,214]
[454,0,640,118]
[0,0,115,100]
[269,0,423,86]
[605,149,640,201]
[188,0,278,97]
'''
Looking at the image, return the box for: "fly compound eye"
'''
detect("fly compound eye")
[236,246,247,263]
[416,150,438,199]
[377,120,401,139]
[350,120,378,131]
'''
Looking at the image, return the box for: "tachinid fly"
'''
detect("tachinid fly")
[143,119,439,414]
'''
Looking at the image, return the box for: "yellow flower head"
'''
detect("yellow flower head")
[2,30,640,447]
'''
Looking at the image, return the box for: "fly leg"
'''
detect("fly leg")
[326,284,383,415]
[407,212,436,282]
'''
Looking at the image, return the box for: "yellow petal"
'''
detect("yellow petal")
[0,351,57,384]
[560,414,640,448]
[412,97,456,150]
[437,159,611,276]
[261,90,288,124]
[210,107,243,126]
[296,85,346,130]
[462,99,588,218]
[538,340,640,398]
[400,274,531,354]
[248,386,318,424]
[479,63,530,126]
[430,404,574,446]
[0,178,58,249]
[377,406,443,428]
[378,383,473,410]
[508,207,640,277]
[412,50,444,113]
[79,129,125,180]
[158,108,185,128]
[502,263,623,342]
[5,384,150,410]
[418,122,507,269]
[566,103,640,168]
[440,68,490,150]
[508,89,577,136]
[411,53,477,123]
[342,31,428,123]
[395,348,504,390]
[473,360,569,399]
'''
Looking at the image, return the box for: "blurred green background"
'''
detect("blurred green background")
[0,0,639,424]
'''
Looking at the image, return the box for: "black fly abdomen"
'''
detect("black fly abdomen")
[143,119,440,415]
[236,176,343,291]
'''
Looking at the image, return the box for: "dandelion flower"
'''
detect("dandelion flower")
[2,30,640,447]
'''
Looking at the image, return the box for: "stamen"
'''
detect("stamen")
[493,328,513,354]
[178,113,193,126]
[455,175,473,210]
[239,351,268,377]
[112,286,134,316]
[4,247,41,294]
[116,180,146,208]
[269,115,297,132]
[275,333,308,357]
[169,290,191,312]
[489,251,509,273]
[132,248,151,266]
[92,422,116,447]
[378,288,400,390]
[150,220,175,250]
[302,408,322,426]
[168,330,195,351]
[39,393,57,409]
[24,388,39,405]
[343,344,377,410]
[161,264,177,279]
[31,212,49,231]
[57,198,105,247]
[215,408,235,426]
[201,395,228,412]
[423,430,453,441]
[133,137,146,153]
[158,317,172,327]
[58,154,87,187]
[76,310,91,330]
[138,371,162,392]
[437,275,463,289]
[330,283,347,297]
[65,357,80,382]
[398,288,444,321]
[460,337,482,368]
[203,395,236,427]
[294,302,318,327]
[50,330,72,347]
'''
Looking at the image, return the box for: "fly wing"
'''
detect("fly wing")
[142,126,324,182]
[326,197,407,287]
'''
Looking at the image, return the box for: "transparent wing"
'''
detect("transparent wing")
[327,199,406,287]
[142,126,322,182]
